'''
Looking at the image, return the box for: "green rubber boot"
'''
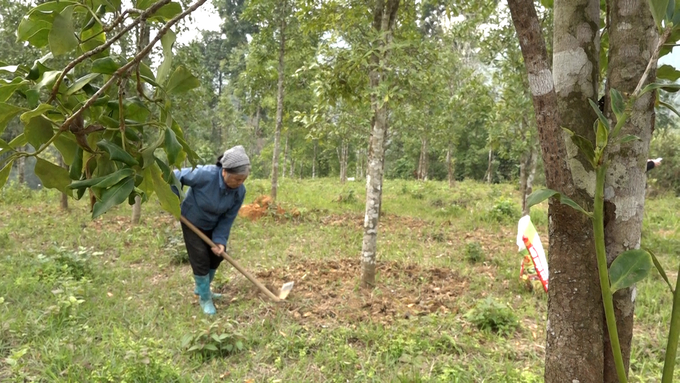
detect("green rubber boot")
[194,269,222,299]
[193,274,216,315]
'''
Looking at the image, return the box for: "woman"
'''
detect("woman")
[173,145,250,315]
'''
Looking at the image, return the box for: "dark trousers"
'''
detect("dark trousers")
[181,223,224,276]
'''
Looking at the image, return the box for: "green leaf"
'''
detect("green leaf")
[526,188,590,216]
[526,188,560,209]
[563,128,596,167]
[609,249,653,292]
[588,98,610,130]
[20,104,55,124]
[0,79,30,102]
[68,175,108,189]
[609,88,625,121]
[0,162,11,189]
[595,121,608,150]
[35,157,72,195]
[69,146,83,179]
[91,56,120,75]
[25,116,54,148]
[92,176,135,218]
[618,135,640,144]
[211,334,221,343]
[644,247,674,293]
[157,30,176,85]
[657,64,680,81]
[49,6,79,56]
[80,20,108,58]
[204,344,218,351]
[147,163,180,218]
[66,73,100,96]
[641,82,680,95]
[17,18,51,44]
[165,66,200,95]
[8,134,27,149]
[164,127,182,166]
[649,0,670,29]
[0,103,26,135]
[92,168,135,190]
[53,133,78,165]
[96,140,139,166]
[659,100,680,119]
[150,2,182,21]
[35,70,62,91]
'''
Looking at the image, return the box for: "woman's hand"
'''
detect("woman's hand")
[212,244,225,255]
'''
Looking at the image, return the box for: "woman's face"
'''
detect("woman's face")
[222,169,248,189]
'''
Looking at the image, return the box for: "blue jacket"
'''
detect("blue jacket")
[173,165,246,246]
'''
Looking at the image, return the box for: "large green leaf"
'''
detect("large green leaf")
[17,19,52,47]
[49,6,79,56]
[35,70,63,91]
[80,20,108,58]
[150,2,182,21]
[649,0,670,29]
[0,103,26,135]
[148,163,180,218]
[96,139,139,166]
[609,88,625,121]
[610,249,653,292]
[91,56,120,75]
[588,98,610,130]
[20,104,55,124]
[657,64,680,81]
[92,168,135,189]
[526,188,591,216]
[157,30,176,85]
[0,162,11,189]
[0,79,30,102]
[563,128,595,168]
[53,132,78,165]
[66,73,100,95]
[164,127,183,166]
[69,146,83,180]
[92,176,135,218]
[165,66,200,95]
[25,116,54,148]
[35,157,71,195]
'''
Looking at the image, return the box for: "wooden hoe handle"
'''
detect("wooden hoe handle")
[180,215,282,302]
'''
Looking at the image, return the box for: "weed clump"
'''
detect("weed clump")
[181,319,245,359]
[464,242,485,263]
[488,197,519,223]
[464,297,519,336]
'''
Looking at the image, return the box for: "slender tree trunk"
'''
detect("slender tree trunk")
[282,134,288,180]
[254,105,264,155]
[446,144,454,188]
[59,154,68,210]
[486,149,493,183]
[338,141,348,183]
[509,1,604,382]
[312,139,317,179]
[270,1,286,200]
[361,0,400,288]
[417,137,428,181]
[131,195,142,224]
[601,1,657,381]
[520,146,537,216]
[17,147,25,185]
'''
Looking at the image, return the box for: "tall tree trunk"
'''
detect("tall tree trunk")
[282,134,288,180]
[509,1,604,382]
[131,195,142,225]
[312,139,317,179]
[271,1,286,200]
[17,146,25,185]
[485,149,493,183]
[417,137,428,181]
[601,1,657,381]
[361,0,400,288]
[254,105,264,154]
[520,146,538,216]
[446,144,454,188]
[59,154,68,210]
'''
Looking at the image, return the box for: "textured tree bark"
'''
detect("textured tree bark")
[509,0,605,381]
[417,137,428,181]
[17,146,25,185]
[361,0,400,288]
[270,0,286,200]
[485,149,493,183]
[446,144,454,188]
[282,134,288,180]
[602,1,657,381]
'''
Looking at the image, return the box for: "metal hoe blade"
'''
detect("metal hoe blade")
[278,281,295,300]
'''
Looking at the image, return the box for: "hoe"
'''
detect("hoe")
[180,216,294,302]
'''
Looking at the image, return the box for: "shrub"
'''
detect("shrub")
[464,297,519,336]
[181,319,246,359]
[488,198,519,222]
[464,242,485,263]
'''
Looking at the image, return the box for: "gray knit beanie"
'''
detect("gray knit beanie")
[221,145,250,173]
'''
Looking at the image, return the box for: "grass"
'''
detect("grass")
[0,178,677,382]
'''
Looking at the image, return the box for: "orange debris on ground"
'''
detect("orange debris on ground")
[238,195,299,221]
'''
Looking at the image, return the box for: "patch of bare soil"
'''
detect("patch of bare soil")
[217,258,468,325]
